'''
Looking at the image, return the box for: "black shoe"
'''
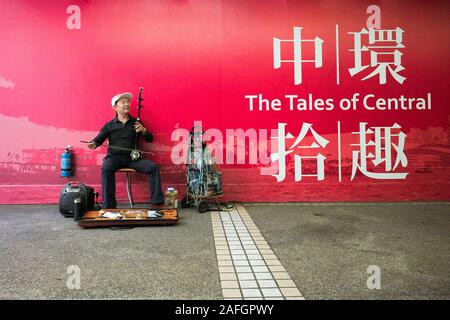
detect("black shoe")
[102,205,117,210]
[151,200,168,210]
[151,203,166,209]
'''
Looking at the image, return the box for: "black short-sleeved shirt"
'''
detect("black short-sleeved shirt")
[93,115,153,158]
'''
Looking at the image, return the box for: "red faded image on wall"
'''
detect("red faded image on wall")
[0,0,449,204]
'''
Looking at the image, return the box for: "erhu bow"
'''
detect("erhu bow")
[130,87,144,161]
[80,141,153,155]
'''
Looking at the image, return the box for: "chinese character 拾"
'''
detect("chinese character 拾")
[268,123,329,182]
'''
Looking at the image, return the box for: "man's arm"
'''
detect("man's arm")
[89,124,109,149]
[134,121,153,143]
[142,130,153,143]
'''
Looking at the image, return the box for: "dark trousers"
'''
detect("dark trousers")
[101,155,164,208]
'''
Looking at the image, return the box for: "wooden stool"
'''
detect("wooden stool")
[117,168,136,207]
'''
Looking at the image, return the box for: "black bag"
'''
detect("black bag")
[59,181,97,218]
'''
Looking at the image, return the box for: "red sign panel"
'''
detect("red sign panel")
[0,0,449,203]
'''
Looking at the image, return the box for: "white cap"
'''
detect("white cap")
[111,92,132,106]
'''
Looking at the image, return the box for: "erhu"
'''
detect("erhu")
[130,87,144,161]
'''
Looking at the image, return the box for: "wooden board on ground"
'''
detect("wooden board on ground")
[77,208,178,228]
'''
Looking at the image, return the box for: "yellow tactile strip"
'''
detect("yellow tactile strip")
[211,204,304,300]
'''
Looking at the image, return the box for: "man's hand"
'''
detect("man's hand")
[134,121,147,134]
[87,141,97,150]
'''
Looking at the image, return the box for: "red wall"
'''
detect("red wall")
[0,0,449,204]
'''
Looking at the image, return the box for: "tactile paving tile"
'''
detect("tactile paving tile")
[211,204,304,300]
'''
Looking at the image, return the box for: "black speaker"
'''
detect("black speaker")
[59,182,96,217]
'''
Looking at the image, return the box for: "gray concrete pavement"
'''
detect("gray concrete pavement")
[245,202,450,300]
[0,202,448,299]
[0,205,221,299]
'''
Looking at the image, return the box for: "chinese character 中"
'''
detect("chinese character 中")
[273,27,324,85]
